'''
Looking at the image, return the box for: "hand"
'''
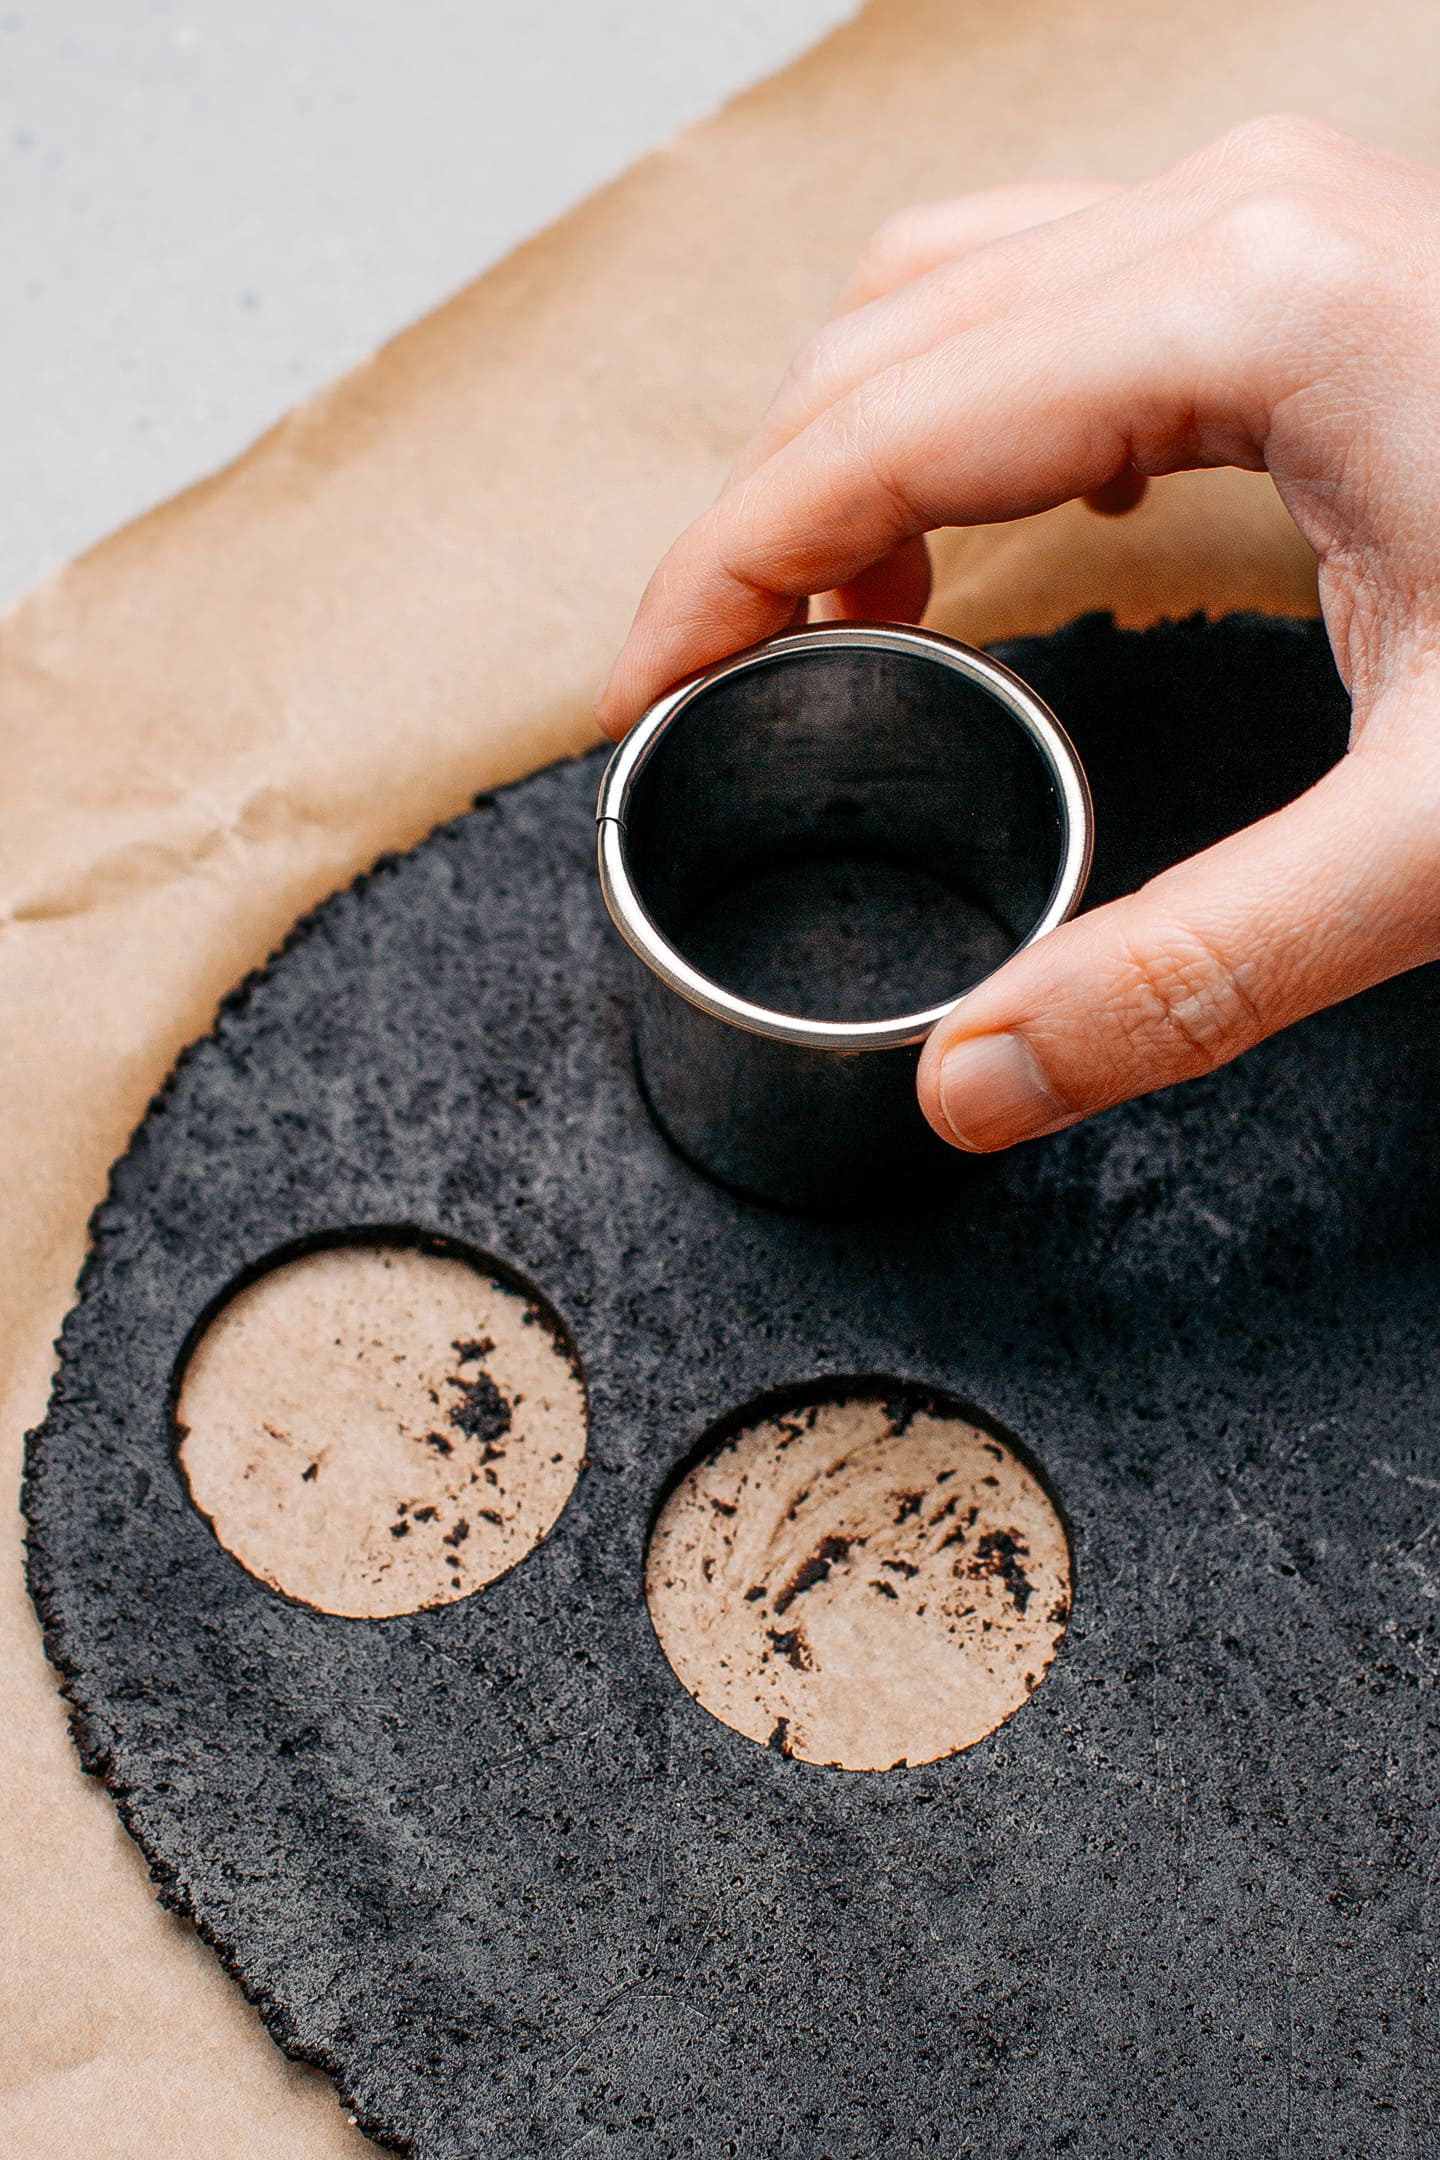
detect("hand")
[597,116,1440,1154]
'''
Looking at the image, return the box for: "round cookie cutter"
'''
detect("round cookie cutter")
[596,622,1093,1210]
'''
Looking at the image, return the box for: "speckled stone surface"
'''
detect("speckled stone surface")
[24,615,1440,2158]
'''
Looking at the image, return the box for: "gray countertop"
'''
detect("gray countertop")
[0,0,850,608]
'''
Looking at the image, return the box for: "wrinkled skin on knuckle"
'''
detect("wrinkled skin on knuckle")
[838,372,927,521]
[1308,457,1440,705]
[1102,917,1265,1085]
[711,477,792,594]
[775,324,850,413]
[1320,560,1393,711]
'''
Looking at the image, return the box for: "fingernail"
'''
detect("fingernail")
[936,1033,1065,1153]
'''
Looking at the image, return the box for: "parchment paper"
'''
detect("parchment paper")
[5,0,1440,2150]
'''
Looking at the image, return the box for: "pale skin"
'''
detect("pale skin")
[598,115,1440,1155]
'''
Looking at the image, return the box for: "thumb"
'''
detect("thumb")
[916,735,1440,1153]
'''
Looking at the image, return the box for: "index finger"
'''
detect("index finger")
[596,225,1267,737]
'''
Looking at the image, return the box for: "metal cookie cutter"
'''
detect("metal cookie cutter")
[597,621,1093,1212]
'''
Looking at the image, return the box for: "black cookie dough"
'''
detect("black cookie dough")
[25,616,1440,2158]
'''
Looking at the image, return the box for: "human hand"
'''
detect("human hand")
[597,117,1440,1154]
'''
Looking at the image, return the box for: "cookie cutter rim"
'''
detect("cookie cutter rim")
[596,619,1094,1054]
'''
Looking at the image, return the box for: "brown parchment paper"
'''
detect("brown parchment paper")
[6,0,1440,2150]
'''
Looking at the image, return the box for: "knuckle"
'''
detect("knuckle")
[1204,184,1368,300]
[1107,918,1264,1077]
[842,375,919,516]
[845,202,952,302]
[778,324,847,406]
[1216,110,1349,174]
[861,206,932,276]
[711,480,772,583]
[1213,185,1325,266]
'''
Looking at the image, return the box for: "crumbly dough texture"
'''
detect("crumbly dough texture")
[178,1245,587,1619]
[648,1390,1070,1769]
